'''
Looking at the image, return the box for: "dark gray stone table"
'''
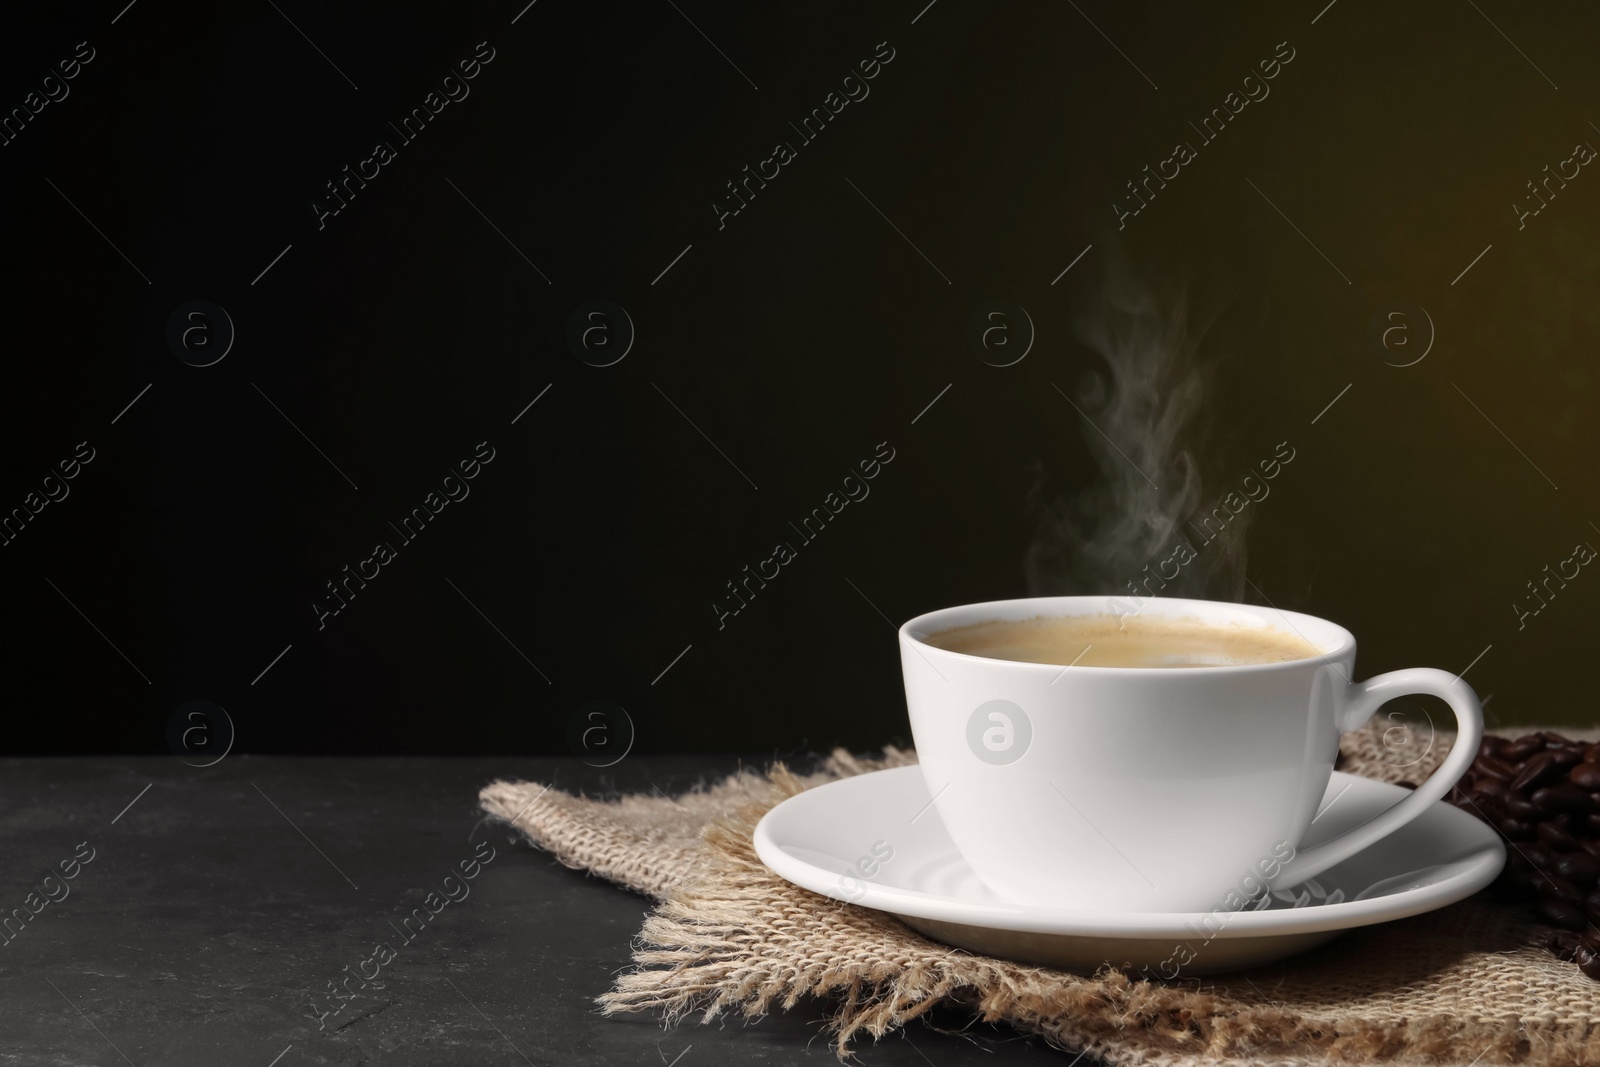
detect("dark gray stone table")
[0,756,1076,1065]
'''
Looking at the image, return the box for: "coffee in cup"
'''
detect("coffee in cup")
[922,612,1322,669]
[898,596,1482,912]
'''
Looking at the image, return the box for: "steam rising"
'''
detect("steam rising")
[1025,270,1248,601]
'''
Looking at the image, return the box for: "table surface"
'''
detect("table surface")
[0,756,1078,1066]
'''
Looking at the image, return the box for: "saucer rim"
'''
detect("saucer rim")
[753,767,1506,941]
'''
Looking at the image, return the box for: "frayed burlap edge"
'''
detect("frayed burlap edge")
[477,749,915,900]
[481,727,1600,1067]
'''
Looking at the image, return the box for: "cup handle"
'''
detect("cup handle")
[1268,667,1483,891]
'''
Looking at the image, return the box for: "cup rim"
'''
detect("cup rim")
[899,594,1355,675]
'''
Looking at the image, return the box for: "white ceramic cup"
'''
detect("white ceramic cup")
[898,596,1482,912]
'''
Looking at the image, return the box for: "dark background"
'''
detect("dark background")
[3,0,1597,756]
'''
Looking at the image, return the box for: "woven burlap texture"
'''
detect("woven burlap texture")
[479,725,1600,1066]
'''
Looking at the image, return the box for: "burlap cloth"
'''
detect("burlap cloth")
[479,724,1600,1066]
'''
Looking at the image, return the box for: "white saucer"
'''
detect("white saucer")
[754,767,1505,974]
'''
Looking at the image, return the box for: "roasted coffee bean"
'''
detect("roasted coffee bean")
[1480,754,1517,780]
[1537,872,1583,904]
[1506,796,1540,820]
[1459,737,1600,979]
[1475,768,1510,789]
[1465,767,1504,793]
[1541,898,1590,930]
[1551,747,1584,770]
[1498,818,1535,841]
[1549,930,1584,961]
[1538,820,1581,852]
[1532,783,1596,816]
[1471,799,1506,825]
[1480,779,1513,802]
[1555,851,1600,887]
[1542,819,1580,844]
[1505,736,1546,762]
[1512,752,1563,793]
